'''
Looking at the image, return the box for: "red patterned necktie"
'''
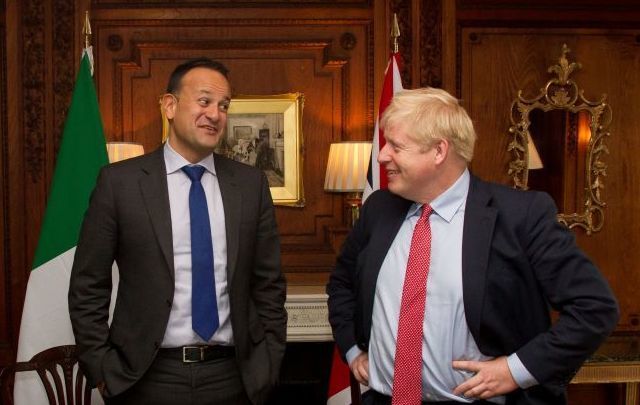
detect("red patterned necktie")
[392,205,433,405]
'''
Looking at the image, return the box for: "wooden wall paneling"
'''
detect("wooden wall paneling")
[91,0,370,4]
[441,0,457,93]
[0,0,79,362]
[3,0,28,365]
[460,29,640,336]
[89,9,376,286]
[0,0,9,365]
[457,0,640,28]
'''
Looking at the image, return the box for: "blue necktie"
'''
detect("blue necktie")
[182,165,219,341]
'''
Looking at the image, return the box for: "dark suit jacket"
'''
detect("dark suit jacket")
[69,147,287,405]
[327,175,619,405]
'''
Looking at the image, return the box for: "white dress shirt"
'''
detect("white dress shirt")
[160,141,233,347]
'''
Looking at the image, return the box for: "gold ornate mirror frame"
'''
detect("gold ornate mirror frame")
[508,44,612,234]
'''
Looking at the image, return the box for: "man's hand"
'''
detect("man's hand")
[452,356,518,399]
[350,351,370,386]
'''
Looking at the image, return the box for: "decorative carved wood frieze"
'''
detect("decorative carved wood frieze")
[420,0,442,88]
[92,0,370,5]
[19,0,76,183]
[52,0,75,157]
[23,0,45,183]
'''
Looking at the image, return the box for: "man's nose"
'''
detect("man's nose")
[378,143,390,163]
[205,105,220,121]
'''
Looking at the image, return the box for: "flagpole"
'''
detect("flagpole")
[392,12,400,54]
[81,10,95,76]
[83,11,91,50]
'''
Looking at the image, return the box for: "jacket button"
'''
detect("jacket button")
[154,341,160,349]
[166,299,172,307]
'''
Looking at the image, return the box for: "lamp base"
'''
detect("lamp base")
[344,192,363,228]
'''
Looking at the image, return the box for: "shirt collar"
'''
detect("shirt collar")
[407,168,470,223]
[163,141,216,176]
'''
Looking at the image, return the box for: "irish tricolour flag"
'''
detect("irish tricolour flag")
[14,48,109,404]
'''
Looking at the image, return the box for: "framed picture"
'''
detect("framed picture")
[216,93,305,207]
[233,125,253,140]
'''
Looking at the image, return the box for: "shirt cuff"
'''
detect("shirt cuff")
[507,353,539,389]
[346,345,364,366]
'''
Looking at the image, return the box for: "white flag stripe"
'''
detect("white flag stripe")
[14,246,117,405]
[16,247,77,361]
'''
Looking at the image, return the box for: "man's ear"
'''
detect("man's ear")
[434,139,450,164]
[161,93,178,120]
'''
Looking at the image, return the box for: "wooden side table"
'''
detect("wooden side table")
[571,335,640,405]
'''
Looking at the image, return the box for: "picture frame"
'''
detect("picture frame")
[216,93,305,207]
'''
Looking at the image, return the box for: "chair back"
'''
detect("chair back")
[0,345,91,405]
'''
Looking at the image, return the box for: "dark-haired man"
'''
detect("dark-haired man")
[69,58,287,405]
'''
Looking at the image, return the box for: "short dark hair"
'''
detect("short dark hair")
[166,57,230,94]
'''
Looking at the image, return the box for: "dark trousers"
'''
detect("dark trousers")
[104,354,251,405]
[362,389,494,405]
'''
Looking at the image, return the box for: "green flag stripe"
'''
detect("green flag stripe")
[32,54,108,268]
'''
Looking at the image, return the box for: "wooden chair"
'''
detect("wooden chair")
[0,345,91,405]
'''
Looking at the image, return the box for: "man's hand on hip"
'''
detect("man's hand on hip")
[350,351,370,386]
[452,356,518,399]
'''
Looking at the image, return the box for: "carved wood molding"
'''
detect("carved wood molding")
[93,18,373,28]
[20,0,75,183]
[0,24,9,355]
[52,0,74,158]
[22,0,45,183]
[420,0,443,88]
[92,0,370,6]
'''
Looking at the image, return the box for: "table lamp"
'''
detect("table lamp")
[106,142,145,163]
[324,142,372,227]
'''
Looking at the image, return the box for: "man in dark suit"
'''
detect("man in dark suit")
[69,58,287,405]
[327,87,619,405]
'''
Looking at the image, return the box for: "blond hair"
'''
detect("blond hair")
[380,87,476,162]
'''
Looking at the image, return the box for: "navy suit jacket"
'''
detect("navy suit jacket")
[327,174,618,405]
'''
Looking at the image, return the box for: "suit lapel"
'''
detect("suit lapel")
[361,195,412,324]
[366,202,409,280]
[139,147,175,279]
[214,156,241,285]
[462,176,497,339]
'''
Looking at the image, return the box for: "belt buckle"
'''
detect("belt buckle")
[182,346,204,363]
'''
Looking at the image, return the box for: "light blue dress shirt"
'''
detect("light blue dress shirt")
[347,169,537,402]
[160,141,233,347]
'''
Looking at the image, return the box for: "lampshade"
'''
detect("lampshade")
[324,142,372,192]
[527,133,544,170]
[107,142,145,163]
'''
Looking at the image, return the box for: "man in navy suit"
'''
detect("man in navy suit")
[327,88,618,405]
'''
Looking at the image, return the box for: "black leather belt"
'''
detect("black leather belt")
[157,345,235,363]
